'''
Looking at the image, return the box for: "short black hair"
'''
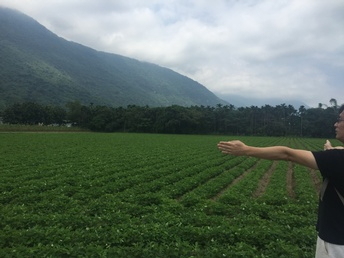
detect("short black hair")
[339,104,344,114]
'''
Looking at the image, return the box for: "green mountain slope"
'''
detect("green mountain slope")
[0,7,227,109]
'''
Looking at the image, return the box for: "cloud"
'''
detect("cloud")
[1,0,344,107]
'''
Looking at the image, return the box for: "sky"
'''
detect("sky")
[1,0,344,107]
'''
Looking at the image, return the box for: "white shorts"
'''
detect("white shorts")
[316,236,344,258]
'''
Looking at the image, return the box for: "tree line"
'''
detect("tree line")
[1,100,341,138]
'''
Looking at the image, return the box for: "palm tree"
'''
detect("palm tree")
[329,98,338,109]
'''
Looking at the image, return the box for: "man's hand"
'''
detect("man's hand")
[324,140,333,150]
[217,140,248,156]
[324,139,344,150]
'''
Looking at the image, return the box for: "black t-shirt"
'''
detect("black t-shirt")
[312,149,344,245]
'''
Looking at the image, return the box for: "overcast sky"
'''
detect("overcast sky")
[1,0,344,107]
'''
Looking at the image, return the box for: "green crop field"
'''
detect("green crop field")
[0,133,337,257]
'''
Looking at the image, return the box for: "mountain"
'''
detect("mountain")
[0,7,227,110]
[217,93,309,109]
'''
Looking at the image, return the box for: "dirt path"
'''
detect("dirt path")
[309,168,322,193]
[252,161,277,198]
[286,161,296,198]
[211,160,261,201]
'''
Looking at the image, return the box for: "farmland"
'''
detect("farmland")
[0,133,336,257]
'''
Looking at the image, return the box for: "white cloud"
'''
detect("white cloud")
[1,0,344,107]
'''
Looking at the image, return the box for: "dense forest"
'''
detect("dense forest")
[1,100,341,138]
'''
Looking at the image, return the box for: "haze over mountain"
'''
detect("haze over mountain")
[219,94,309,109]
[0,7,229,110]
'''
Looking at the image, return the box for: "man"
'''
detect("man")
[217,105,344,258]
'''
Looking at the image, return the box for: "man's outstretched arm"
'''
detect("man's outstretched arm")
[217,140,318,170]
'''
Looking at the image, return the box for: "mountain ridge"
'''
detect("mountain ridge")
[0,7,228,110]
